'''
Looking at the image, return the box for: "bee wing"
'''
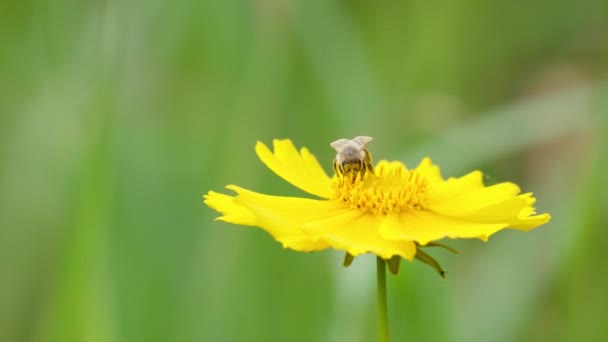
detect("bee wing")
[330,138,350,152]
[352,136,373,147]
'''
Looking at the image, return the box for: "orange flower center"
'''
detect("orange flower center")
[332,162,430,215]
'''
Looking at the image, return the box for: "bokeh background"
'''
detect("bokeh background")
[1,1,607,341]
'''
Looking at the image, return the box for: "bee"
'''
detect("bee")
[330,136,374,182]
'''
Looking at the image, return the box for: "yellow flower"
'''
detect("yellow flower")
[204,139,550,265]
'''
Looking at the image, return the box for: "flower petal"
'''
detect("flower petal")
[413,157,444,184]
[301,212,417,260]
[204,185,342,251]
[429,180,522,216]
[510,213,551,230]
[256,140,333,198]
[204,191,258,225]
[456,193,551,229]
[428,170,486,204]
[381,211,507,245]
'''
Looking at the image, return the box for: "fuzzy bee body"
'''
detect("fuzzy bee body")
[331,136,374,182]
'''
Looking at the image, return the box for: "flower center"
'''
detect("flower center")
[332,161,430,215]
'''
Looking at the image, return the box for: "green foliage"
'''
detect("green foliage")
[0,0,606,341]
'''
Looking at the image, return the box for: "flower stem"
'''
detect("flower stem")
[376,257,390,342]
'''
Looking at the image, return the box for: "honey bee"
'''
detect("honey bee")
[330,136,374,182]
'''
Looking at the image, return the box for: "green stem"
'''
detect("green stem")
[376,257,390,342]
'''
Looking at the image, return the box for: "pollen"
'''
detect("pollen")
[332,161,431,215]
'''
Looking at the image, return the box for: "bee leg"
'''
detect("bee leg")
[351,160,362,184]
[359,162,366,181]
[363,149,374,174]
[338,162,346,184]
[333,159,339,177]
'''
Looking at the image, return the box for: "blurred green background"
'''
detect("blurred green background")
[1,0,607,341]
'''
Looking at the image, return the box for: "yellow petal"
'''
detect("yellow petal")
[481,194,551,230]
[431,182,549,228]
[413,157,444,184]
[256,140,333,198]
[204,191,257,225]
[301,212,417,260]
[204,185,341,251]
[380,211,506,245]
[428,170,486,203]
[429,181,522,216]
[510,212,551,230]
